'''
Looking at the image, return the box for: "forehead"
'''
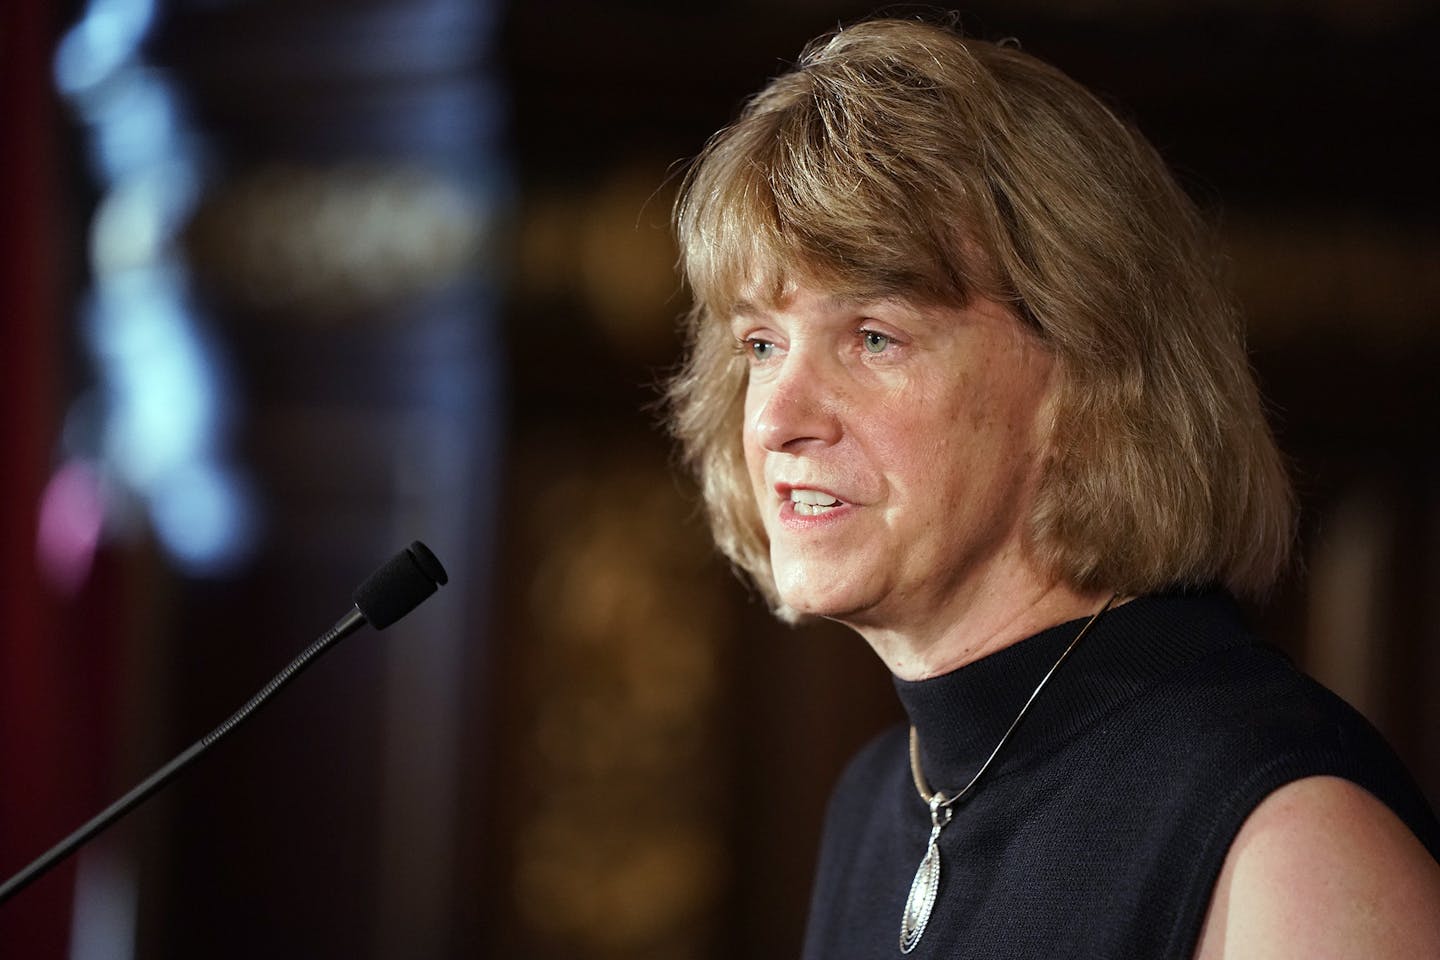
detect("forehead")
[723,265,932,318]
[730,285,865,319]
[727,292,917,337]
[725,270,980,329]
[707,240,921,307]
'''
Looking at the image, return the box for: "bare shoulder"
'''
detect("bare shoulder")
[1194,775,1440,959]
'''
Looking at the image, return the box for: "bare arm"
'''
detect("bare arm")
[1195,776,1440,959]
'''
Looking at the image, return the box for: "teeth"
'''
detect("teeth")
[790,489,840,516]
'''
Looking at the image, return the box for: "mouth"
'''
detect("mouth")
[788,487,844,517]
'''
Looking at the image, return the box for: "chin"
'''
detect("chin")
[772,567,874,622]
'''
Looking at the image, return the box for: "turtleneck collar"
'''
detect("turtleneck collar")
[893,590,1251,795]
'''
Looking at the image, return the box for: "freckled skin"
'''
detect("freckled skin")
[1195,777,1440,959]
[735,283,1093,677]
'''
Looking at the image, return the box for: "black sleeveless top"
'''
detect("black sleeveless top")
[800,591,1440,959]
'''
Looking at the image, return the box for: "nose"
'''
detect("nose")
[749,351,842,452]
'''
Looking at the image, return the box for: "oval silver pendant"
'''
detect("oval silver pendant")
[899,837,940,953]
[901,794,950,954]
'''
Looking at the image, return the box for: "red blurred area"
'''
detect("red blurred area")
[1,0,81,951]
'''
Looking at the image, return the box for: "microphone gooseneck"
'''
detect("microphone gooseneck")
[0,541,448,906]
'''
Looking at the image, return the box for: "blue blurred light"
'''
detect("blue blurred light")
[148,462,259,576]
[91,164,201,274]
[88,71,188,181]
[54,0,156,94]
[85,278,218,487]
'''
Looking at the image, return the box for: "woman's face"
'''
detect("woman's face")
[735,282,1056,642]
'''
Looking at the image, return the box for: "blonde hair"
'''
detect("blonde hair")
[667,17,1294,614]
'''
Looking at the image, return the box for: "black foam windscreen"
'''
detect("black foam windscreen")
[352,541,449,629]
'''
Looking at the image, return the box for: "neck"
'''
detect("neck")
[847,573,1113,681]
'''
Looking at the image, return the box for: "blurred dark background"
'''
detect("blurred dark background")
[2,0,1436,957]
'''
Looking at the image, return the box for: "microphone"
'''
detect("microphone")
[0,540,448,905]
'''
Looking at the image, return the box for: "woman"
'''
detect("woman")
[666,17,1440,959]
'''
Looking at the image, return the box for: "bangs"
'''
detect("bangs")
[675,72,989,320]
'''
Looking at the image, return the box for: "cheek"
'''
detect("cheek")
[957,377,1052,507]
[742,441,765,500]
[898,381,1040,510]
[741,388,760,447]
[740,392,760,453]
[741,395,769,494]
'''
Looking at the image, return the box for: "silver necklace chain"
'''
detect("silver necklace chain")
[899,595,1118,954]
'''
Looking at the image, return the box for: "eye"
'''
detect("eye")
[861,330,893,355]
[737,337,776,362]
